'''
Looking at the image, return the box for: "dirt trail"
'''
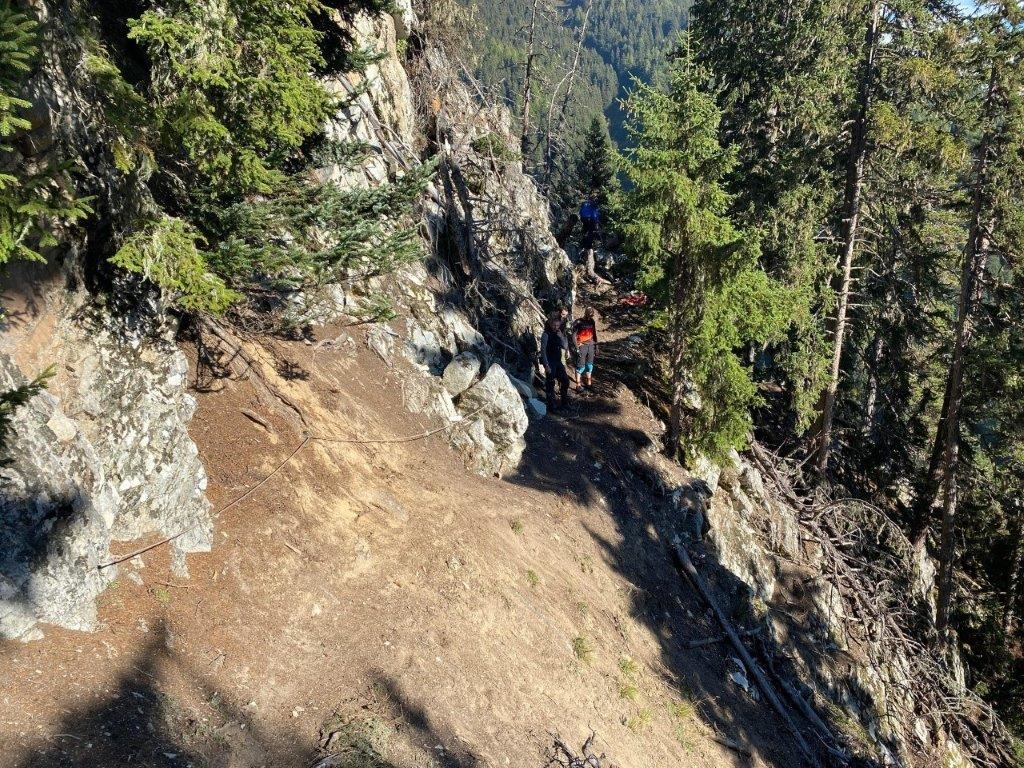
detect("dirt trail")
[0,295,803,768]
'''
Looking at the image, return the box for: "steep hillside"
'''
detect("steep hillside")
[0,308,801,768]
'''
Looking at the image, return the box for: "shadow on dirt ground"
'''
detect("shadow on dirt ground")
[5,621,308,768]
[3,623,479,768]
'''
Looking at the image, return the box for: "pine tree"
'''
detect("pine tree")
[619,41,788,461]
[691,0,854,434]
[0,3,92,263]
[578,116,616,209]
[924,1,1024,639]
[127,0,333,208]
[813,1,882,474]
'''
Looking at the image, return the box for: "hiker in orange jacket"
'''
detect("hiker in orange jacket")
[572,306,598,393]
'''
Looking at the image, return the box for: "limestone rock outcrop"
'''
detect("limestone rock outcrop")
[452,364,529,476]
[0,296,210,642]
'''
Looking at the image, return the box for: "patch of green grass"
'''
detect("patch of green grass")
[618,655,639,679]
[510,518,525,535]
[572,635,594,665]
[626,709,653,733]
[152,587,171,605]
[526,569,540,588]
[576,600,590,617]
[667,699,696,721]
[617,655,641,701]
[674,723,695,753]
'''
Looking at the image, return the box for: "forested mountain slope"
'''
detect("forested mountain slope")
[469,0,691,159]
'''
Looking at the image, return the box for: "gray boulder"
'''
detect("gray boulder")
[0,322,211,641]
[527,398,548,419]
[442,352,482,396]
[508,374,538,401]
[454,364,529,475]
[405,375,461,424]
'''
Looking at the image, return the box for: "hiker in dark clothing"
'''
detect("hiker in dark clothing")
[572,306,598,393]
[580,198,600,246]
[539,310,571,410]
[578,197,610,285]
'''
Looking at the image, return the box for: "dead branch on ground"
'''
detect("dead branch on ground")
[546,733,603,768]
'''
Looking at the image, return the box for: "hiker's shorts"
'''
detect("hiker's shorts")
[576,342,596,375]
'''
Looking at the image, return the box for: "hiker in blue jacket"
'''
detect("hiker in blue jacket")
[579,197,609,284]
[580,198,601,244]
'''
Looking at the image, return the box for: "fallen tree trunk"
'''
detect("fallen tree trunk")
[671,542,823,767]
[684,627,760,649]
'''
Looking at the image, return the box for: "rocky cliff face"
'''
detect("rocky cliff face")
[660,449,982,768]
[0,0,208,641]
[312,2,574,476]
[0,271,211,642]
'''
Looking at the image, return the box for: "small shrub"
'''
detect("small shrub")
[618,655,639,679]
[572,635,594,664]
[471,132,516,161]
[510,518,525,534]
[526,569,540,587]
[359,293,398,324]
[619,681,639,701]
[667,699,695,721]
[111,216,239,314]
[626,709,653,733]
[209,162,434,322]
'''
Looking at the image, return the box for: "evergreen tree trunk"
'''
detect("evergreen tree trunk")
[814,1,880,475]
[935,166,991,640]
[1003,500,1023,637]
[863,333,883,438]
[521,0,542,168]
[915,63,997,560]
[911,374,954,549]
[667,241,704,458]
